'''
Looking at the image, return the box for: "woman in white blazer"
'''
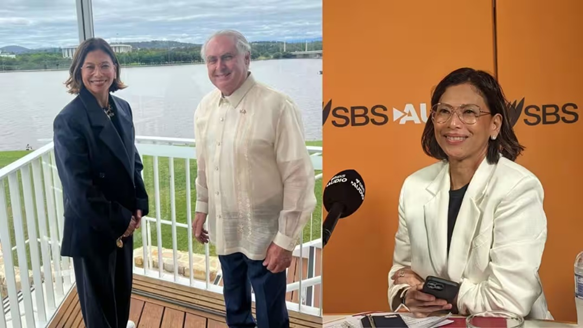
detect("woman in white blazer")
[388,67,552,320]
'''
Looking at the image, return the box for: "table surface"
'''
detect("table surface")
[323,314,578,327]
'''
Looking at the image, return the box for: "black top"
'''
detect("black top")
[447,183,469,255]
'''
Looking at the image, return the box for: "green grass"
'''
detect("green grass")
[0,150,52,274]
[306,140,322,147]
[0,151,30,168]
[0,141,322,259]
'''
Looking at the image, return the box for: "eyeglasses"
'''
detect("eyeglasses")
[431,103,491,125]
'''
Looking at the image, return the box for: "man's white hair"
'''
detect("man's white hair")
[200,30,251,62]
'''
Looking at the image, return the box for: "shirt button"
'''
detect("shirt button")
[215,192,219,196]
[217,142,221,146]
[215,166,219,171]
[220,118,224,122]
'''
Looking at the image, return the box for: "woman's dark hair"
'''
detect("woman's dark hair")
[421,67,524,164]
[65,37,126,94]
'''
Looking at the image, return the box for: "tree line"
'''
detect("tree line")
[0,41,322,72]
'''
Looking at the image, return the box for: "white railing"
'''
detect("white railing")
[133,136,323,316]
[0,136,323,327]
[0,142,74,328]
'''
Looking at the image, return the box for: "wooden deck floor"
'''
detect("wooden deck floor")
[49,261,322,328]
[49,286,228,328]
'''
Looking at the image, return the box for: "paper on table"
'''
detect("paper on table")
[323,315,362,328]
[324,313,454,328]
[400,313,454,328]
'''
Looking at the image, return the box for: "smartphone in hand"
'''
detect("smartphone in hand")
[421,276,460,304]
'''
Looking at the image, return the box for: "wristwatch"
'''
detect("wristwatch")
[400,288,408,305]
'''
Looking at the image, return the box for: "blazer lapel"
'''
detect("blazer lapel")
[111,96,134,167]
[423,162,450,278]
[80,88,133,178]
[447,157,496,282]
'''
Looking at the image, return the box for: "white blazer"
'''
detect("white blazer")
[388,156,552,320]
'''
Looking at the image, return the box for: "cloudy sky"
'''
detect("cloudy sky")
[0,0,322,49]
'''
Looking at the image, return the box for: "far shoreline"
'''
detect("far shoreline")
[0,57,321,74]
[0,140,322,153]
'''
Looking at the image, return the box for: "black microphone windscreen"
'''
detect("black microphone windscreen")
[323,169,365,218]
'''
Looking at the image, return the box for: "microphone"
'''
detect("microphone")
[322,169,365,247]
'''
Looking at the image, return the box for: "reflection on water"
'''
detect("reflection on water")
[0,58,322,151]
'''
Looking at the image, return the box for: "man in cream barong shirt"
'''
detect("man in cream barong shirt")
[192,30,317,328]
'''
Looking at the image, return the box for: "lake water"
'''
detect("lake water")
[0,58,322,151]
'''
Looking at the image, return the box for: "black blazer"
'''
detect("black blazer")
[53,87,149,257]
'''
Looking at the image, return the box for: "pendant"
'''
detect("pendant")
[116,238,123,248]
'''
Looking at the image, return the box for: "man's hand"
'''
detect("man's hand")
[391,266,424,287]
[405,284,452,318]
[193,212,209,244]
[263,242,292,273]
[122,217,137,238]
[134,209,143,229]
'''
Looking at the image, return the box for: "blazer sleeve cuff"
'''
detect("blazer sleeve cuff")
[389,284,411,310]
[136,198,149,216]
[112,206,134,239]
[456,278,472,315]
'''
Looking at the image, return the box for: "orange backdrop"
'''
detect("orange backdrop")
[322,0,582,322]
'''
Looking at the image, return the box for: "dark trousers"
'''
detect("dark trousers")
[219,252,289,328]
[73,235,133,328]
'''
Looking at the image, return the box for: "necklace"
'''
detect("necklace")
[103,103,115,119]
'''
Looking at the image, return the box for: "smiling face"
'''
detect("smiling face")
[80,49,116,99]
[433,83,502,164]
[204,34,250,96]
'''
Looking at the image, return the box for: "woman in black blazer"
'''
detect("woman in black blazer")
[53,37,149,328]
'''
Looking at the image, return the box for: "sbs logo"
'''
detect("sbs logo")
[508,98,579,126]
[322,100,428,127]
[322,98,579,127]
[322,100,388,127]
[392,104,428,124]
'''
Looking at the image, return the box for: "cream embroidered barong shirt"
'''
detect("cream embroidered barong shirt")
[194,73,317,261]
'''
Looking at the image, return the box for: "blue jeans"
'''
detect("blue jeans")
[219,252,289,328]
